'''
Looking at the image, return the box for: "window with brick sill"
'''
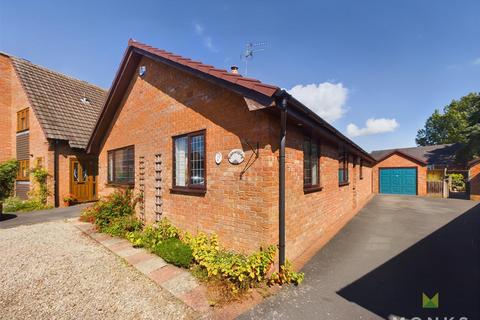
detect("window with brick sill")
[172,130,206,193]
[107,146,135,186]
[303,137,321,192]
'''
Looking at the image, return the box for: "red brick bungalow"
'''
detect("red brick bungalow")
[87,40,375,262]
[0,53,106,207]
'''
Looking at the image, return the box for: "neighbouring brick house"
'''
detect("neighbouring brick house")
[371,144,465,196]
[468,158,480,201]
[87,40,375,261]
[0,52,106,206]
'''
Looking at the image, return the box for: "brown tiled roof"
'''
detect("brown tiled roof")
[88,39,375,162]
[128,40,279,98]
[10,56,106,149]
[371,143,464,167]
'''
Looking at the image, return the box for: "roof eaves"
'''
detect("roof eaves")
[284,92,375,162]
[374,149,428,165]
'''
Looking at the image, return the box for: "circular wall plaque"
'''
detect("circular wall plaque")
[215,152,223,165]
[228,149,245,165]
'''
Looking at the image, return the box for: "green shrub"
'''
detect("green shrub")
[185,232,279,292]
[102,216,143,237]
[3,197,52,213]
[30,167,50,205]
[450,173,466,191]
[268,260,305,286]
[126,220,179,249]
[125,218,304,291]
[0,160,18,201]
[152,237,193,268]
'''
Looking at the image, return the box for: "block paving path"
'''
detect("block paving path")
[70,219,212,316]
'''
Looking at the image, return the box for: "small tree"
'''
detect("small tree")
[0,160,18,201]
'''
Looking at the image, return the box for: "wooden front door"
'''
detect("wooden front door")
[70,158,97,202]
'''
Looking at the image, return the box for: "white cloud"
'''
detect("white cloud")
[288,82,348,123]
[204,36,216,52]
[473,57,480,65]
[193,22,218,53]
[346,118,399,137]
[194,23,204,35]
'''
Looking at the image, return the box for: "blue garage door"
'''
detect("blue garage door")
[379,168,417,195]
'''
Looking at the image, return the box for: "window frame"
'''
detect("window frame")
[107,145,135,187]
[35,157,44,169]
[17,108,29,132]
[338,150,349,186]
[303,136,322,193]
[17,159,30,181]
[171,129,207,194]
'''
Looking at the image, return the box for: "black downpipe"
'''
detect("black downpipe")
[279,96,288,268]
[54,140,59,208]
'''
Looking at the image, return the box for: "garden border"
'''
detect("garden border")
[70,218,277,319]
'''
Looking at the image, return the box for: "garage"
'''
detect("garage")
[379,168,417,195]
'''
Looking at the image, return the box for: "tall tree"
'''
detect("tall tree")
[458,97,480,162]
[416,93,480,147]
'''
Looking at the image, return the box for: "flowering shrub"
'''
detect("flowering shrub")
[80,189,142,236]
[63,194,77,203]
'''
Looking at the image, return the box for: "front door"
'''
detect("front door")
[70,158,97,202]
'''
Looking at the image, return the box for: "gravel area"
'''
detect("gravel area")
[0,221,196,320]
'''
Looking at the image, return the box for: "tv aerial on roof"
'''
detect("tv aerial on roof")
[240,42,267,76]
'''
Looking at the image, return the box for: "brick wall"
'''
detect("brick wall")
[373,153,427,196]
[99,56,277,253]
[98,56,374,259]
[281,128,374,260]
[0,55,13,162]
[469,162,480,201]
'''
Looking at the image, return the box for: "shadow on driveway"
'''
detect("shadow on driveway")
[0,213,17,222]
[239,196,480,320]
[338,203,480,319]
[0,203,90,229]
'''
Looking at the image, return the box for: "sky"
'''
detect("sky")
[1,0,479,151]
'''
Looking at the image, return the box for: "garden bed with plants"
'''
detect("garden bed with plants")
[0,159,52,213]
[80,189,304,303]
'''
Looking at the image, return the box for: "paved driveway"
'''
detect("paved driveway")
[240,195,480,319]
[0,203,89,229]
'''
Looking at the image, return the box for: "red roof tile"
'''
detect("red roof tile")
[128,39,279,98]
